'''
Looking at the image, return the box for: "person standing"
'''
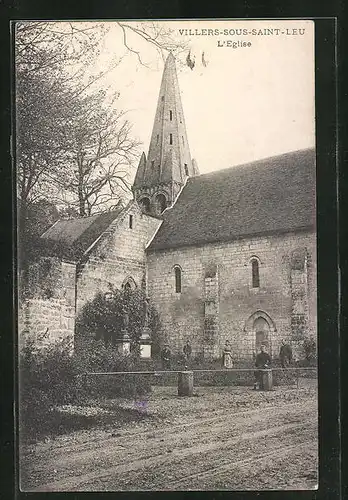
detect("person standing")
[254,344,271,390]
[222,341,233,369]
[161,344,172,370]
[279,340,292,368]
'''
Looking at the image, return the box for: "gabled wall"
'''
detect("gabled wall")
[76,202,161,314]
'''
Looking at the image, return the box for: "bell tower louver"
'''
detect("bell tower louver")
[132,52,199,215]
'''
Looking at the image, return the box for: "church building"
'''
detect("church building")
[19,52,317,360]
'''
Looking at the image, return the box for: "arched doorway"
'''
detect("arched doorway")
[244,310,276,357]
[254,317,270,352]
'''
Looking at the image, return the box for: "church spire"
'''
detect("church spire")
[133,52,198,215]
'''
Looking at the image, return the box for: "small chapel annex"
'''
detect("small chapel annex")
[19,52,317,360]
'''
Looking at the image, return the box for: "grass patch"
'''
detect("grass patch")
[20,400,151,444]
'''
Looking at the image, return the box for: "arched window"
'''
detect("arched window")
[174,266,182,293]
[139,197,151,212]
[122,277,136,291]
[251,259,260,288]
[155,193,167,214]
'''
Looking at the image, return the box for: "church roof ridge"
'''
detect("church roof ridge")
[147,148,316,251]
[192,147,315,181]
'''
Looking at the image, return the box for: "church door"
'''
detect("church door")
[254,317,270,352]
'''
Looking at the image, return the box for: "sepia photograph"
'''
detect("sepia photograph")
[16,19,318,491]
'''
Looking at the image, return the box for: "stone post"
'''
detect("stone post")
[116,330,131,355]
[260,369,273,391]
[178,371,194,396]
[140,327,152,359]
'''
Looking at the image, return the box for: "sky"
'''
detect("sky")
[81,20,315,177]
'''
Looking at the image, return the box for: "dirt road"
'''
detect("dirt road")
[20,384,318,491]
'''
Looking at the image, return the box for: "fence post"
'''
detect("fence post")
[178,371,194,396]
[260,369,273,391]
[296,368,299,389]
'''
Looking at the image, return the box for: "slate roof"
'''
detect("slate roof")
[41,206,124,260]
[147,148,316,251]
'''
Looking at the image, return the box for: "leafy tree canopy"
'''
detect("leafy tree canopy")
[76,286,162,354]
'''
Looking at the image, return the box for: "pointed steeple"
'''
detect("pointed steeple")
[133,52,197,215]
[133,152,147,186]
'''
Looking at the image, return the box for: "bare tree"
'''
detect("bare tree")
[15,22,111,213]
[115,21,189,67]
[57,91,141,216]
[15,22,108,76]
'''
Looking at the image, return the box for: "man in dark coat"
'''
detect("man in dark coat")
[279,340,292,368]
[279,340,293,368]
[254,345,272,390]
[161,344,172,370]
[183,341,192,362]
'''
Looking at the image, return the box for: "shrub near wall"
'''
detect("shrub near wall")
[19,335,79,440]
[75,287,163,353]
[19,335,151,441]
[76,338,152,398]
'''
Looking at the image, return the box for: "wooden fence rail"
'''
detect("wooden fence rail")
[81,367,317,394]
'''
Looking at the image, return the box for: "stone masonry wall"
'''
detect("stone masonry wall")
[146,230,317,360]
[76,203,161,315]
[18,259,77,348]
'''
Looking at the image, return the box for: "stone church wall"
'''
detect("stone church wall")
[146,230,316,360]
[76,206,161,314]
[18,258,76,348]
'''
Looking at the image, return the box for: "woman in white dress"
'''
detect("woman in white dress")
[222,341,233,369]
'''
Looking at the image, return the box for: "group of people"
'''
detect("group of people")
[160,340,192,370]
[160,339,293,380]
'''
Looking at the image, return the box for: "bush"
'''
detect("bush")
[19,335,78,439]
[301,336,317,366]
[19,334,152,442]
[76,338,152,398]
[75,286,163,354]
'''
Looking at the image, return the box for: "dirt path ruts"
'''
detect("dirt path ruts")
[167,440,317,489]
[32,417,316,492]
[78,417,317,491]
[24,399,316,482]
[21,388,318,492]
